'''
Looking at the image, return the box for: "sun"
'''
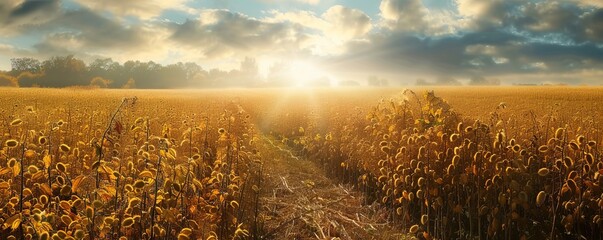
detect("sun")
[286,60,336,87]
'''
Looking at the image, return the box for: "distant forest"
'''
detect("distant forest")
[0,55,293,89]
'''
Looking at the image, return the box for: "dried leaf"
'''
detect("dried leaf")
[43,155,51,169]
[71,175,87,193]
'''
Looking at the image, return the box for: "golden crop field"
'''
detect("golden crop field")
[1,87,602,240]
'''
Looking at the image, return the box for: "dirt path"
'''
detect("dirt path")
[257,136,402,240]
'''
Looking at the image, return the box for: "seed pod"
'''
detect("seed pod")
[450,134,459,142]
[396,207,403,215]
[39,232,49,240]
[538,168,550,177]
[74,230,84,239]
[10,119,23,126]
[56,163,66,173]
[555,128,564,139]
[5,139,18,148]
[122,217,135,227]
[538,145,549,153]
[586,154,594,165]
[567,179,578,193]
[60,185,70,195]
[421,214,428,225]
[178,234,190,240]
[61,215,72,225]
[417,177,426,187]
[28,165,39,174]
[134,180,145,188]
[59,144,70,152]
[536,191,546,206]
[409,224,419,234]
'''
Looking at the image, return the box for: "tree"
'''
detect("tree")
[0,72,19,87]
[41,55,87,87]
[469,75,501,86]
[368,76,388,86]
[10,58,41,74]
[90,76,113,88]
[435,76,461,86]
[122,78,135,89]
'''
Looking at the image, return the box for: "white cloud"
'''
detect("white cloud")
[575,0,603,7]
[298,0,320,4]
[74,0,192,19]
[268,6,371,41]
[380,0,428,32]
[379,0,462,35]
[322,5,372,41]
[260,0,321,5]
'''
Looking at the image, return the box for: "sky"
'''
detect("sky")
[1,0,603,85]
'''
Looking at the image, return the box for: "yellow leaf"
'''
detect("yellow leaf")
[71,175,87,193]
[11,215,21,230]
[167,148,177,160]
[138,170,153,178]
[39,183,52,196]
[3,214,21,230]
[0,167,11,175]
[43,155,51,169]
[12,162,20,177]
[102,186,117,197]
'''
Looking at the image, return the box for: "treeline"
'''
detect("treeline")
[0,56,264,88]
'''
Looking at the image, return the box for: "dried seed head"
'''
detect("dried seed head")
[409,224,419,234]
[10,119,23,126]
[59,144,70,152]
[536,191,546,206]
[5,139,18,148]
[122,217,135,227]
[555,128,564,139]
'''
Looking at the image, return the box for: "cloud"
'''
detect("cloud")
[269,5,371,41]
[322,5,372,41]
[379,0,461,35]
[0,0,61,35]
[170,9,308,59]
[330,27,603,83]
[259,0,320,5]
[74,0,191,19]
[297,0,320,4]
[575,0,603,8]
[380,0,429,32]
[46,9,150,49]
